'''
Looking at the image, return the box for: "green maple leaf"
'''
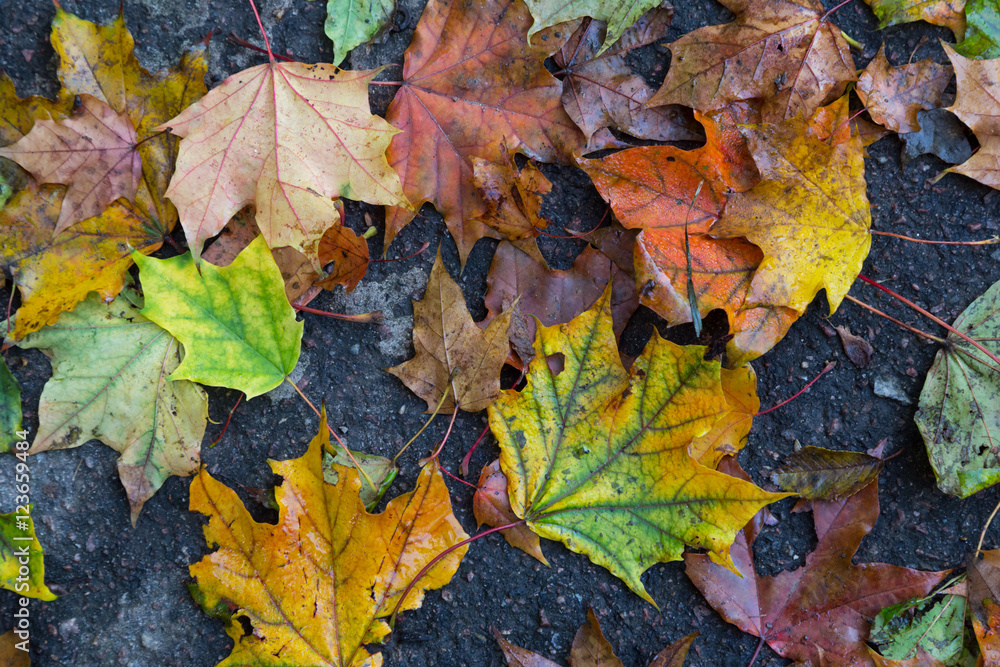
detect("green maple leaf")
[325,0,396,66]
[0,356,21,454]
[15,290,208,524]
[523,0,663,54]
[133,235,303,399]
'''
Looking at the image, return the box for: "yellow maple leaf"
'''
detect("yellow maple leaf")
[0,181,163,340]
[159,59,408,262]
[711,116,872,315]
[189,410,468,666]
[689,364,760,469]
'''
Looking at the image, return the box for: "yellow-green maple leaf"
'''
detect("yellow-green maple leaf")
[488,286,786,604]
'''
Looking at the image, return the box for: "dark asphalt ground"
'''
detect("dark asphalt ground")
[2,0,1000,665]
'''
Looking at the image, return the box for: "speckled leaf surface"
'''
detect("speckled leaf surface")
[489,286,786,604]
[915,277,1000,497]
[862,0,966,37]
[134,235,303,400]
[15,290,208,524]
[189,411,468,667]
[0,357,22,454]
[772,446,885,501]
[523,0,662,54]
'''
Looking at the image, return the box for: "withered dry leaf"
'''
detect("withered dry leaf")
[856,45,952,135]
[648,0,855,121]
[0,94,140,233]
[686,470,947,665]
[389,250,511,412]
[384,0,584,264]
[554,10,703,148]
[837,325,874,367]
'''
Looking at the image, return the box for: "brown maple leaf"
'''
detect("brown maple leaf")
[648,0,855,122]
[553,9,703,149]
[482,241,637,363]
[686,461,948,666]
[384,0,585,265]
[472,147,552,244]
[388,249,512,413]
[0,94,141,233]
[857,45,952,134]
[942,44,1000,189]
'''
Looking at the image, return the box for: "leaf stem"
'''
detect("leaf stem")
[460,424,492,477]
[424,400,460,462]
[132,128,170,150]
[283,377,377,491]
[393,387,451,464]
[756,362,836,416]
[293,304,383,323]
[746,635,766,667]
[227,32,294,63]
[844,294,945,344]
[840,30,864,50]
[209,393,243,448]
[388,519,526,627]
[245,0,275,62]
[978,495,1000,555]
[368,80,405,86]
[858,274,1000,370]
[871,230,1000,245]
[685,180,705,337]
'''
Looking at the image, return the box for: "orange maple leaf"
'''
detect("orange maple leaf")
[384,0,585,264]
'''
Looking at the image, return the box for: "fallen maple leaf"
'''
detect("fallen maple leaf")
[524,0,662,54]
[0,71,72,151]
[0,357,22,454]
[942,44,1000,189]
[553,9,704,148]
[0,630,29,667]
[902,108,973,166]
[134,235,303,400]
[50,5,208,228]
[325,0,395,66]
[483,241,628,356]
[647,0,856,122]
[472,147,552,243]
[384,0,584,264]
[474,459,547,565]
[711,112,872,315]
[160,59,407,261]
[0,94,141,233]
[968,550,1000,664]
[686,467,948,666]
[0,510,55,601]
[772,445,885,501]
[189,410,468,666]
[862,0,966,38]
[388,249,512,413]
[489,286,786,603]
[15,290,207,524]
[688,364,759,469]
[496,609,698,666]
[915,276,1000,497]
[857,45,952,134]
[0,181,164,341]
